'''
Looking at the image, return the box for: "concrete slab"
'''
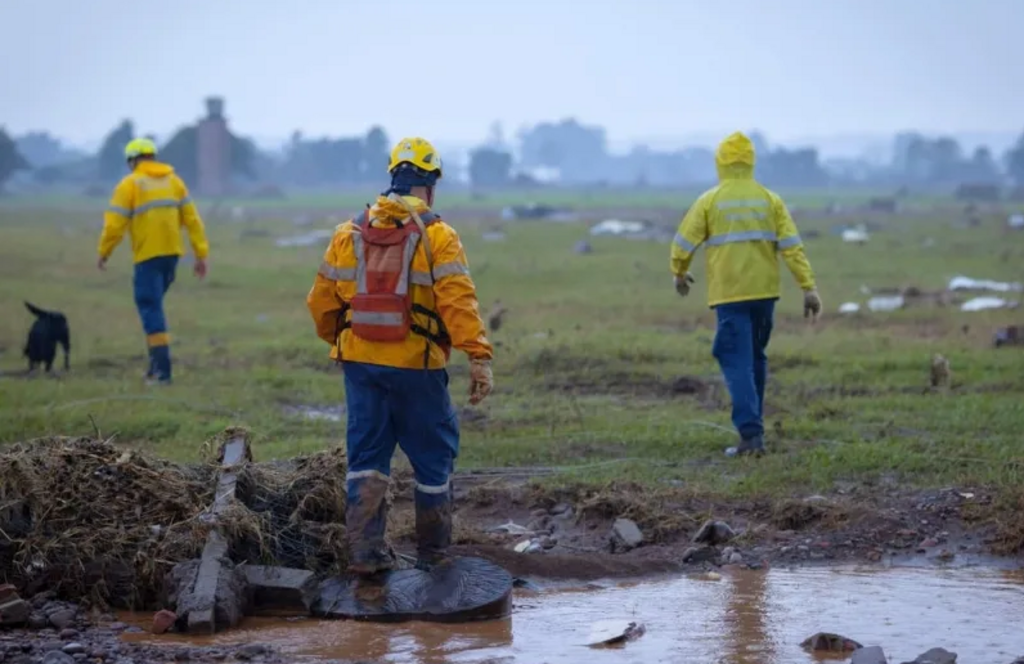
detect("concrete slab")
[243,566,318,614]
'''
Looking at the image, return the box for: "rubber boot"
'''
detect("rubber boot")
[147,345,172,385]
[144,347,157,380]
[414,488,453,571]
[725,434,765,458]
[345,474,395,575]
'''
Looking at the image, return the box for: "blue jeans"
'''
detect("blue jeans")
[712,299,776,440]
[343,361,460,564]
[133,255,178,380]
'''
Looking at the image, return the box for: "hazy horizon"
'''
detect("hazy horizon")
[2,0,1022,156]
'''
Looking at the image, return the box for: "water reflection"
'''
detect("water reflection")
[721,569,776,664]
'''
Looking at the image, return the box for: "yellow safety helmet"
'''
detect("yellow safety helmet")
[124,137,158,160]
[388,137,442,178]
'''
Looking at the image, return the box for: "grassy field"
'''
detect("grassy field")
[2,194,1023,501]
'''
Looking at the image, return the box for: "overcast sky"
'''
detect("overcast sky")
[1,0,1021,149]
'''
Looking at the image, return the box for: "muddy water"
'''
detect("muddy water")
[126,566,1024,663]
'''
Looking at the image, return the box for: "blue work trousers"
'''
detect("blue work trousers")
[712,298,776,440]
[133,255,178,381]
[343,361,459,509]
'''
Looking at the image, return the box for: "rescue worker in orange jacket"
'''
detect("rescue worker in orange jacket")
[307,137,494,574]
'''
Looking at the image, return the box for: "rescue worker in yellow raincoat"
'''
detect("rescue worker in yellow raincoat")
[97,138,210,385]
[671,131,822,457]
[307,137,494,574]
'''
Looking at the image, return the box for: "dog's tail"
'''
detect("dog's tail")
[24,301,47,317]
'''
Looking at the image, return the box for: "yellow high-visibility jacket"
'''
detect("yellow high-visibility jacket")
[307,194,493,370]
[98,161,209,263]
[670,132,816,308]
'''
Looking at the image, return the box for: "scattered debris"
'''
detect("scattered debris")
[961,297,1018,312]
[501,204,576,222]
[274,229,333,248]
[930,354,951,389]
[851,645,889,664]
[514,539,543,554]
[481,230,506,242]
[283,405,345,422]
[487,521,535,536]
[681,545,719,564]
[488,300,508,332]
[692,520,735,545]
[899,647,958,664]
[588,218,672,242]
[1007,214,1024,229]
[948,276,1023,293]
[839,302,861,314]
[573,240,593,254]
[842,225,870,244]
[610,518,644,552]
[586,619,646,647]
[801,632,864,652]
[994,325,1023,348]
[868,295,905,312]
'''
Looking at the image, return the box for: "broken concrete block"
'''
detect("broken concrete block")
[169,552,250,635]
[610,518,643,551]
[242,566,318,614]
[851,645,888,664]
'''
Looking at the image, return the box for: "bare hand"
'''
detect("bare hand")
[194,258,208,279]
[97,257,107,271]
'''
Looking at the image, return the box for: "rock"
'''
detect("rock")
[152,609,178,635]
[549,503,572,516]
[728,551,744,564]
[41,653,75,664]
[58,628,79,639]
[0,584,18,603]
[586,620,645,647]
[693,520,735,545]
[62,643,87,655]
[108,622,128,631]
[801,632,864,652]
[0,598,31,625]
[235,644,269,660]
[918,538,940,549]
[28,613,48,629]
[610,518,644,551]
[682,546,719,564]
[72,655,87,662]
[851,646,888,664]
[48,609,76,630]
[900,647,957,664]
[540,537,557,550]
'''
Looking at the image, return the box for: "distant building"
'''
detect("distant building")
[196,97,231,196]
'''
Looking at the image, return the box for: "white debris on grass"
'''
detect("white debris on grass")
[948,276,1023,293]
[960,297,1018,312]
[839,302,861,314]
[867,295,905,312]
[841,225,870,244]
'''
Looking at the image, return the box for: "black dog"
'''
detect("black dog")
[23,301,70,373]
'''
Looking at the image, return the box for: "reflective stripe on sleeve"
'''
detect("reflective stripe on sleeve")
[673,232,696,253]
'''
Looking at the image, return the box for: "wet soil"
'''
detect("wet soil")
[2,479,1021,663]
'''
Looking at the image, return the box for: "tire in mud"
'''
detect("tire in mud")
[314,556,512,623]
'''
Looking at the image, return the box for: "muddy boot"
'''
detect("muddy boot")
[345,474,395,575]
[725,434,765,458]
[414,489,453,571]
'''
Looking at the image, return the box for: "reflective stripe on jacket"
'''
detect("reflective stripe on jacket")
[670,132,816,307]
[98,161,209,264]
[306,195,493,370]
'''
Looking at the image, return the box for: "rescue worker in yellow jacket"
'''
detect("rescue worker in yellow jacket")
[671,131,822,457]
[307,137,494,574]
[97,138,210,385]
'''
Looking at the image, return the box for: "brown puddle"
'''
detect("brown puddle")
[122,565,1024,663]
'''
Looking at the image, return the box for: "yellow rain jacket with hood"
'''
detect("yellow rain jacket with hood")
[670,132,816,307]
[98,161,210,264]
[307,194,493,370]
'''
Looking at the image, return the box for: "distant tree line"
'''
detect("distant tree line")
[3,101,1024,195]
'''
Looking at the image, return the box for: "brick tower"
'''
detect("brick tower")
[196,97,231,197]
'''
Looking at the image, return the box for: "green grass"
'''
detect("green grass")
[2,197,1024,499]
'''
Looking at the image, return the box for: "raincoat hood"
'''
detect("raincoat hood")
[715,132,756,180]
[367,194,430,228]
[134,160,175,177]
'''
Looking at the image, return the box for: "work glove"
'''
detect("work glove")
[804,288,822,322]
[468,358,493,405]
[674,273,696,298]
